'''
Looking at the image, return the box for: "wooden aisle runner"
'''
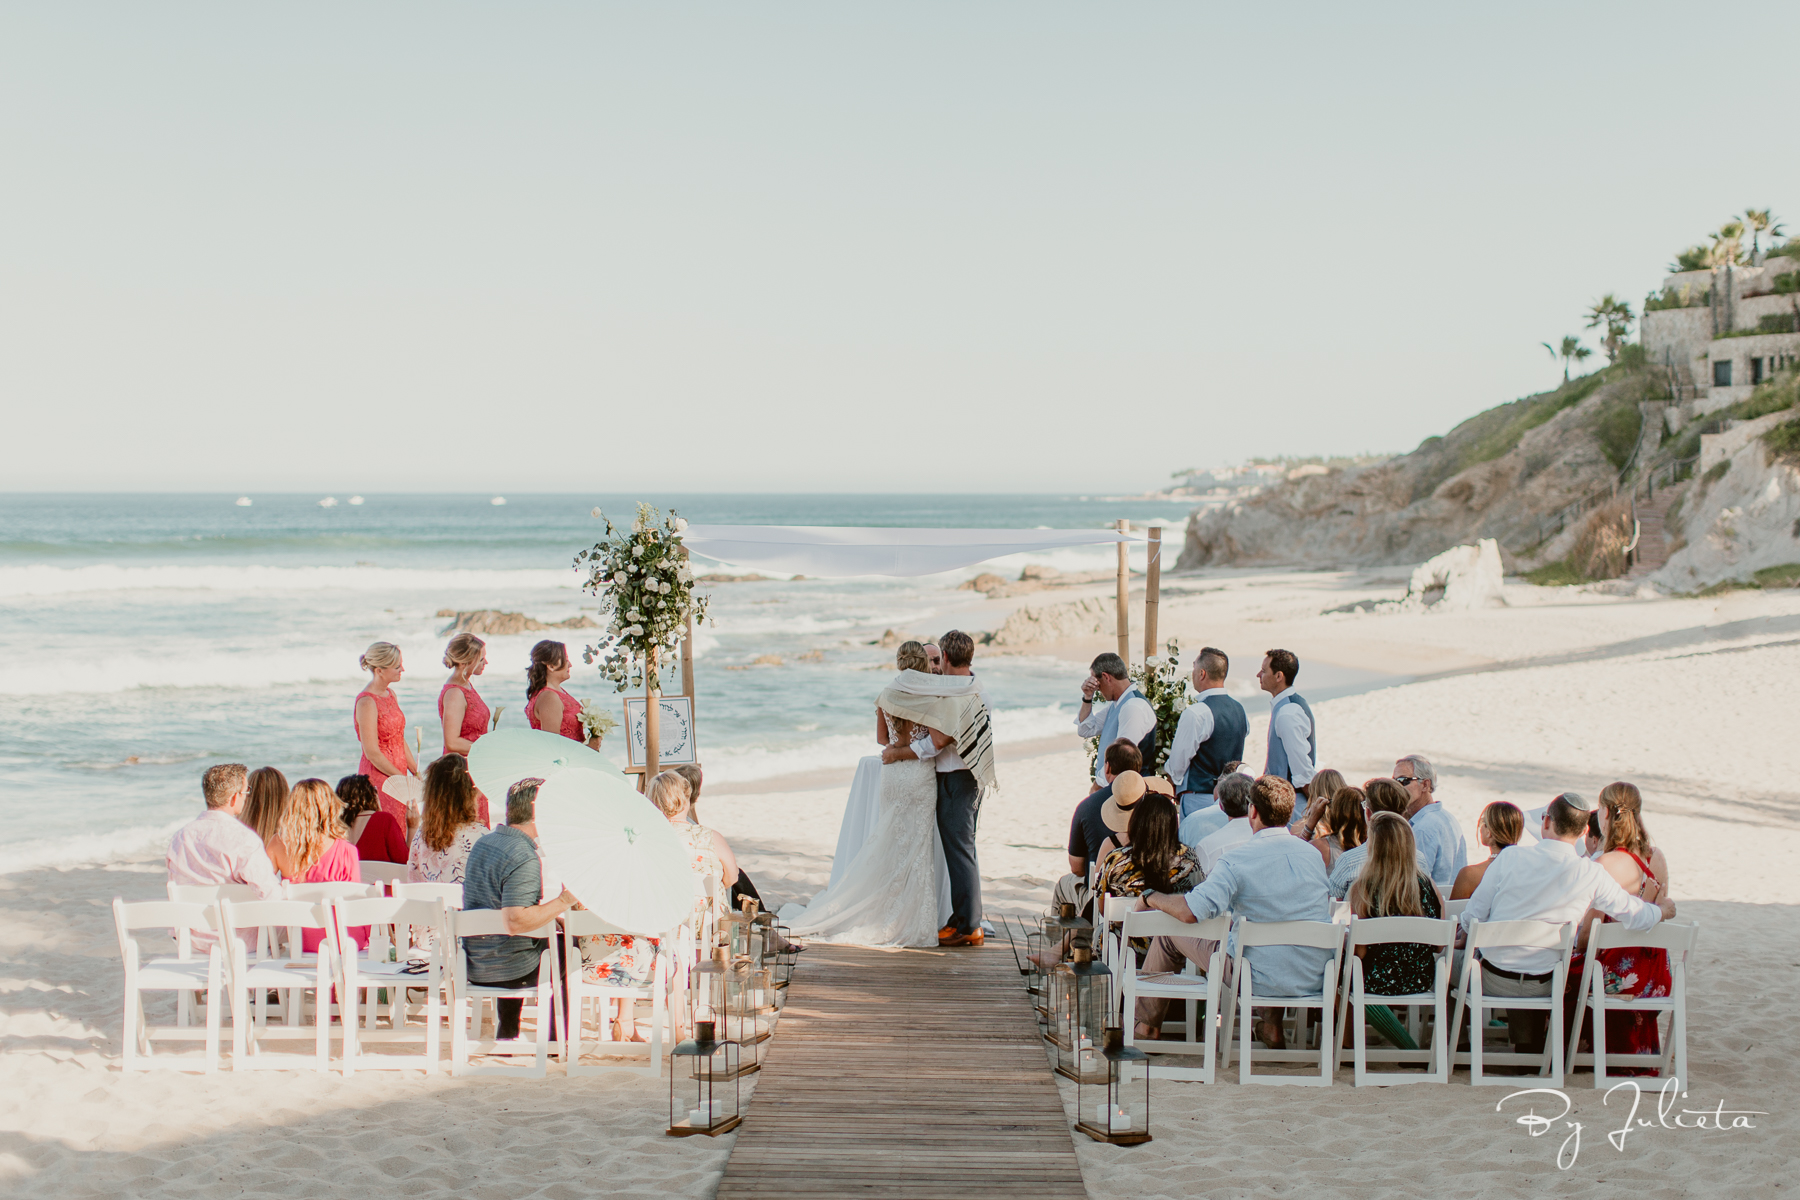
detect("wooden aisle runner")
[716,943,1086,1200]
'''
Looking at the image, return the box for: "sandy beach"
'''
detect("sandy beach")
[5,570,1798,1198]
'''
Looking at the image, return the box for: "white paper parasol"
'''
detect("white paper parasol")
[466,727,625,805]
[533,769,699,935]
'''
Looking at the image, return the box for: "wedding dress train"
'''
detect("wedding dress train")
[779,755,947,948]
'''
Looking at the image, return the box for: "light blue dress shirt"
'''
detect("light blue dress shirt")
[1179,803,1233,849]
[1181,828,1333,998]
[1409,802,1468,889]
[1326,841,1432,900]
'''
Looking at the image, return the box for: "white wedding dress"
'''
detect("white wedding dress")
[779,716,948,948]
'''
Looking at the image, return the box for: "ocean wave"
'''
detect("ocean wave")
[0,563,580,598]
[0,819,186,876]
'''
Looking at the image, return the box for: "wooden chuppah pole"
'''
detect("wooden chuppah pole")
[1144,526,1162,661]
[679,547,696,706]
[1114,518,1130,666]
[643,648,661,788]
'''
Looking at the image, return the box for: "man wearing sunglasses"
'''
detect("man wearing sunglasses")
[1395,754,1466,890]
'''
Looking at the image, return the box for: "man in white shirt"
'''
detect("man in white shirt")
[1396,753,1467,889]
[165,763,283,951]
[1162,647,1249,817]
[1179,768,1249,849]
[1256,649,1315,790]
[1075,652,1156,790]
[1457,792,1670,1054]
[1194,781,1255,875]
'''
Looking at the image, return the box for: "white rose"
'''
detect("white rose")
[672,517,688,532]
[626,624,643,636]
[614,570,628,585]
[632,545,644,557]
[627,608,641,621]
[591,507,602,518]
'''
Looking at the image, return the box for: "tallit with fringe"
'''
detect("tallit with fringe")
[877,670,996,796]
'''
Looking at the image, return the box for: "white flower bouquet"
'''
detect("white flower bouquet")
[578,703,617,743]
[573,502,710,692]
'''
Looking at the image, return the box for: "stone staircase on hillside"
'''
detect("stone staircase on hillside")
[1624,491,1678,580]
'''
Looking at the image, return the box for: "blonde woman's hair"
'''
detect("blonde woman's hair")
[443,632,486,671]
[1307,767,1346,805]
[1597,781,1651,858]
[360,641,402,673]
[1349,812,1424,919]
[895,640,929,672]
[241,766,288,840]
[278,778,349,879]
[647,770,693,819]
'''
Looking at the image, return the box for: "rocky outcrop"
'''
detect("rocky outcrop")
[436,609,600,636]
[1177,374,1658,570]
[1654,427,1800,591]
[985,597,1113,647]
[1403,539,1507,609]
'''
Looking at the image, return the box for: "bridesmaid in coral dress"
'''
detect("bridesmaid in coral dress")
[354,641,418,828]
[438,632,493,827]
[526,640,596,747]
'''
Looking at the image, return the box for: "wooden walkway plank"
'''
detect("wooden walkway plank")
[715,942,1086,1200]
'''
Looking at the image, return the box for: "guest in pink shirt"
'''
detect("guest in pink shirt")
[165,763,283,951]
[271,777,368,953]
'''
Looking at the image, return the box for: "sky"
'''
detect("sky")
[3,2,1798,494]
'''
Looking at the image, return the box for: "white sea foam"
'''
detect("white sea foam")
[0,564,579,598]
[0,819,186,876]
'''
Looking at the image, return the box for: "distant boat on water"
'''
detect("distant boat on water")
[490,496,507,506]
[348,495,365,505]
[319,497,338,508]
[234,497,252,507]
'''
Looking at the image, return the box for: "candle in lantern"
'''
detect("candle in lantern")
[1096,1103,1132,1128]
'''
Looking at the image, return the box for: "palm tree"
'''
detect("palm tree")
[1584,296,1635,365]
[1541,335,1590,383]
[1668,245,1709,273]
[1742,209,1784,264]
[1708,221,1746,268]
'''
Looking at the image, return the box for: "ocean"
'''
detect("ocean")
[0,492,1200,873]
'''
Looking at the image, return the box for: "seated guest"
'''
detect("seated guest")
[1348,813,1445,1046]
[408,754,486,885]
[1095,791,1200,958]
[240,766,289,847]
[1310,785,1368,869]
[669,762,801,954]
[1178,764,1248,847]
[1138,775,1331,1047]
[1327,778,1426,900]
[1450,801,1524,900]
[271,777,367,952]
[166,763,282,951]
[1054,739,1143,917]
[1193,774,1254,875]
[463,778,578,1040]
[1456,792,1668,1057]
[1093,774,1176,864]
[1566,782,1675,1065]
[1292,766,1345,838]
[1396,754,1468,890]
[338,773,408,865]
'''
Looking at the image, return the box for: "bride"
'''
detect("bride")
[780,642,952,948]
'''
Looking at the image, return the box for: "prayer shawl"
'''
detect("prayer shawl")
[877,670,996,796]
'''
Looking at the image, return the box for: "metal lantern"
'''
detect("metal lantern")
[722,911,765,964]
[1026,930,1049,1022]
[668,1020,743,1137]
[1036,902,1091,1027]
[689,953,770,1075]
[756,912,795,992]
[1074,1028,1151,1146]
[1052,946,1113,1083]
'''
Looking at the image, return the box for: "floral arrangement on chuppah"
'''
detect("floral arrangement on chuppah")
[573,502,711,693]
[1083,639,1189,777]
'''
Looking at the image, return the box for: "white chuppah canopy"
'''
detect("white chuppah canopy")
[680,524,1140,579]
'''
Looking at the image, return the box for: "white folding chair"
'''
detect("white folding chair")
[561,911,682,1078]
[1334,916,1455,1086]
[165,883,267,1024]
[1097,895,1133,1015]
[1443,898,1470,922]
[1224,919,1344,1086]
[358,862,410,892]
[1568,920,1697,1088]
[1118,910,1229,1082]
[283,881,383,960]
[218,898,336,1072]
[112,898,225,1073]
[331,896,451,1074]
[392,881,464,909]
[1450,919,1574,1087]
[449,909,559,1077]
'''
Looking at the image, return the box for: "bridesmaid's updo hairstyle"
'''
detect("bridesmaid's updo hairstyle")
[526,640,568,702]
[443,632,485,671]
[360,641,402,673]
[647,770,692,818]
[895,640,929,672]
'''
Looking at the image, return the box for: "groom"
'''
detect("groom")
[932,630,988,947]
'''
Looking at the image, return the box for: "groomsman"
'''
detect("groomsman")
[1257,648,1315,790]
[1075,653,1156,790]
[1162,646,1248,817]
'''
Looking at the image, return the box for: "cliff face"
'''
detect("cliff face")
[1177,372,1656,570]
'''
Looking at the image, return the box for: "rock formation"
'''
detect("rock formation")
[436,609,600,636]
